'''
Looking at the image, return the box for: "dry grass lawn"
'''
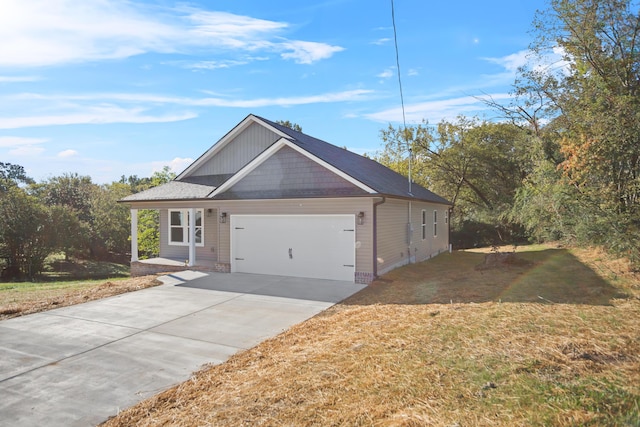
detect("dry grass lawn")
[99,245,640,427]
[0,275,162,320]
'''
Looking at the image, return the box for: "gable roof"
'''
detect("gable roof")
[252,115,450,204]
[122,114,451,205]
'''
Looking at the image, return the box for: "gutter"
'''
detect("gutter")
[372,196,386,278]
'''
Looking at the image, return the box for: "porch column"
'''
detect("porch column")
[130,208,138,262]
[188,207,196,267]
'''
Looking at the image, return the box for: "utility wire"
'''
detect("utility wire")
[390,0,412,194]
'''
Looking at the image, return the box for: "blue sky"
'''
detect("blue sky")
[1,0,548,184]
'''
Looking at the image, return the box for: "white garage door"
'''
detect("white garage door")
[231,215,355,282]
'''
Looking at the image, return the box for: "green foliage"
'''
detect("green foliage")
[133,167,176,259]
[515,0,640,266]
[0,162,34,191]
[377,118,531,248]
[0,186,56,280]
[275,120,302,132]
[91,182,132,256]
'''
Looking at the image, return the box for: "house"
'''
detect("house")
[121,114,452,284]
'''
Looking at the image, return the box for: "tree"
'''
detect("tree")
[517,0,640,265]
[378,118,531,247]
[91,182,132,257]
[275,120,302,132]
[0,162,33,192]
[0,187,56,280]
[137,167,176,259]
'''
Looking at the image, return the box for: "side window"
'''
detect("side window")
[433,210,438,237]
[445,209,449,225]
[170,210,185,244]
[421,209,427,240]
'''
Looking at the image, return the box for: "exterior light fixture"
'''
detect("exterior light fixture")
[220,212,227,223]
[357,211,365,225]
[207,208,213,217]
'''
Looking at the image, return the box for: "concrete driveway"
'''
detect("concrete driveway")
[0,271,365,427]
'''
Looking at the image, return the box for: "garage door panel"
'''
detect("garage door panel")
[231,215,355,282]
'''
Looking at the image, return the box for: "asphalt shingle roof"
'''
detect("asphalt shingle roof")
[256,116,451,205]
[121,114,451,205]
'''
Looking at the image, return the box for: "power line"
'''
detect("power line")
[390,0,412,194]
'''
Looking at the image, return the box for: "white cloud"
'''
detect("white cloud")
[365,93,513,124]
[483,49,530,73]
[0,106,197,129]
[0,136,48,147]
[408,68,419,76]
[151,157,193,175]
[279,41,345,64]
[0,0,343,67]
[57,149,78,158]
[0,75,41,83]
[371,38,391,45]
[377,68,394,79]
[186,59,250,70]
[9,145,45,156]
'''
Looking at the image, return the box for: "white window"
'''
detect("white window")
[433,210,438,237]
[421,209,427,240]
[445,209,449,225]
[168,209,204,246]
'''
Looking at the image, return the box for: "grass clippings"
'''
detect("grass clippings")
[0,275,162,320]
[100,245,639,426]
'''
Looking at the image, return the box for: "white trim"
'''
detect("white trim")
[168,208,205,247]
[433,209,438,237]
[209,138,376,197]
[177,115,288,180]
[421,209,426,240]
[131,208,138,262]
[188,208,196,266]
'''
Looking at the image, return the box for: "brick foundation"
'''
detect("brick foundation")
[130,261,230,277]
[355,271,375,284]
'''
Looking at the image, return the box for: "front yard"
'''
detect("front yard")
[100,245,640,426]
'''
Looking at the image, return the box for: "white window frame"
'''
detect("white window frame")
[445,209,449,225]
[168,209,204,247]
[433,210,438,237]
[421,209,427,240]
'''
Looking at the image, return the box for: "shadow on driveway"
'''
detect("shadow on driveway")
[174,272,367,304]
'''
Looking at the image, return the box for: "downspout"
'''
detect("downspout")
[448,206,453,253]
[407,200,412,264]
[372,197,386,278]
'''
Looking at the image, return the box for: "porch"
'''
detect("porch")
[131,257,230,277]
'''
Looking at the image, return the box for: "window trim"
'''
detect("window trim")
[168,209,204,247]
[421,209,427,240]
[433,210,438,237]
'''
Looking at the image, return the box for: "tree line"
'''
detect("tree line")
[0,164,174,280]
[376,0,639,268]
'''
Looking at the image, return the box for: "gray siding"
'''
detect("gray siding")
[376,199,449,275]
[158,208,219,263]
[217,146,364,199]
[191,123,279,176]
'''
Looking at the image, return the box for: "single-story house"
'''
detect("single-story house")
[121,114,452,284]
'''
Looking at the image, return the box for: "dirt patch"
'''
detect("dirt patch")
[0,275,162,320]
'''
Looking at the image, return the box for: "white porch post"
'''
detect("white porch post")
[188,208,196,267]
[130,208,138,262]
